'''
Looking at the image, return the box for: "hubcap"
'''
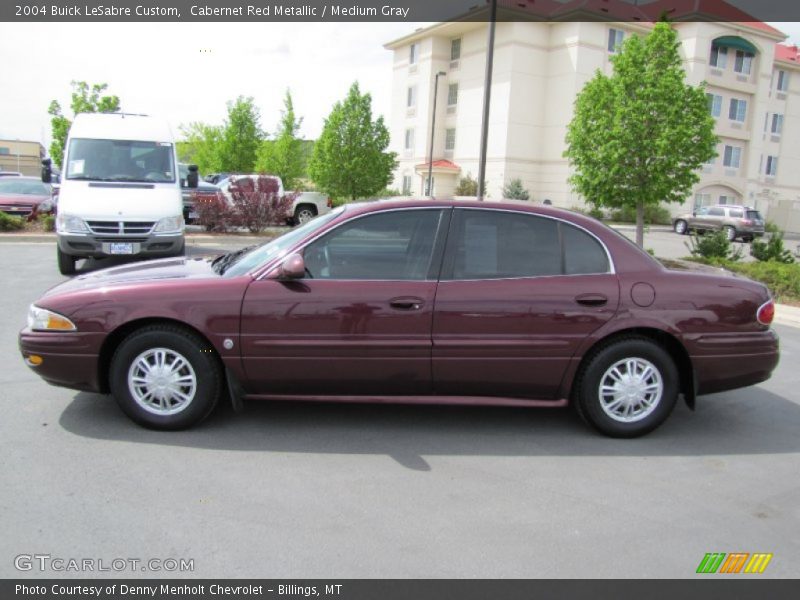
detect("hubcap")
[297,210,314,224]
[675,221,686,233]
[598,358,663,423]
[726,227,735,241]
[128,348,197,416]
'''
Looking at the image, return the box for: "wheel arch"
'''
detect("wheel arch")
[295,203,318,215]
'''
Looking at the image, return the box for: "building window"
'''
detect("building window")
[734,50,754,74]
[771,113,784,135]
[706,93,722,117]
[710,44,728,68]
[447,83,459,107]
[0,147,9,155]
[694,193,711,207]
[717,197,731,207]
[402,175,412,195]
[777,69,790,91]
[424,176,435,196]
[608,28,624,53]
[451,38,461,61]
[728,98,747,122]
[765,155,778,176]
[404,128,414,150]
[723,145,742,168]
[407,86,417,108]
[445,128,456,151]
[409,43,418,65]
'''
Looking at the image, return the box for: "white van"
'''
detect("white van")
[45,113,190,275]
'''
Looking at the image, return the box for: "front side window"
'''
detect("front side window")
[710,44,728,68]
[445,210,608,280]
[729,98,747,122]
[734,50,754,74]
[451,38,461,61]
[304,209,444,280]
[65,138,175,183]
[608,28,624,53]
[447,83,459,107]
[723,145,742,168]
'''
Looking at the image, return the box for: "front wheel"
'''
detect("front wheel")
[109,325,222,430]
[673,220,688,235]
[573,337,679,438]
[57,246,76,275]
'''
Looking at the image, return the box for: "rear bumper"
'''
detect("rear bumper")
[57,232,184,258]
[19,327,105,393]
[689,329,779,395]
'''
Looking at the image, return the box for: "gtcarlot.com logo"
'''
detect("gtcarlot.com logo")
[696,552,773,574]
[14,554,194,573]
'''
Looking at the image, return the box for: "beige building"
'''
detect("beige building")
[384,20,800,230]
[0,139,45,176]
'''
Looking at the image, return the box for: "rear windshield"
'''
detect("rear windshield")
[746,210,763,220]
[66,138,175,183]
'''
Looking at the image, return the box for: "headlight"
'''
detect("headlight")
[153,215,184,233]
[27,305,77,331]
[56,213,89,233]
[38,199,53,213]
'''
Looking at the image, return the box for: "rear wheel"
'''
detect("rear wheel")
[57,247,76,275]
[673,220,688,235]
[294,205,317,225]
[724,225,736,242]
[573,337,679,438]
[109,325,222,430]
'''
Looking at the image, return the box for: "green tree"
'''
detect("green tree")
[218,96,263,173]
[177,122,224,174]
[502,178,530,201]
[564,21,717,247]
[308,82,396,201]
[47,81,121,168]
[255,89,306,189]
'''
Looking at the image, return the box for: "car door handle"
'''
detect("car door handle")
[575,293,608,307]
[390,297,424,311]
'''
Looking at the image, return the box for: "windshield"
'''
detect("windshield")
[223,207,345,277]
[66,138,176,183]
[0,178,50,195]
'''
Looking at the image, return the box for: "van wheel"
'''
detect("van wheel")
[573,337,678,438]
[109,325,222,430]
[57,247,76,275]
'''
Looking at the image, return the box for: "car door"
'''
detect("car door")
[432,208,620,400]
[240,208,450,396]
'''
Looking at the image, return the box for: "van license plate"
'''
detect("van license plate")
[110,243,134,255]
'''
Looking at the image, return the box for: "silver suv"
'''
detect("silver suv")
[673,205,765,242]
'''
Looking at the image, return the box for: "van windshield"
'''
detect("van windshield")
[65,139,176,183]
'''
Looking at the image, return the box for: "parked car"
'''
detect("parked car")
[217,175,331,225]
[178,164,219,223]
[672,205,765,242]
[0,176,53,218]
[20,200,779,437]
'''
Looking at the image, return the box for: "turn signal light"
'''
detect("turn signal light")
[25,355,43,367]
[757,299,775,326]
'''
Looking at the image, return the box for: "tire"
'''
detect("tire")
[57,246,76,275]
[573,337,679,438]
[743,235,754,243]
[724,225,736,242]
[294,205,317,225]
[673,220,688,235]
[109,325,222,430]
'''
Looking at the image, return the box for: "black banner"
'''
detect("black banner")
[3,0,800,22]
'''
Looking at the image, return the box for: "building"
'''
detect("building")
[0,139,45,176]
[384,12,800,229]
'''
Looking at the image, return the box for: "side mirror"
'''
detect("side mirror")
[41,158,52,184]
[187,164,199,189]
[279,253,306,280]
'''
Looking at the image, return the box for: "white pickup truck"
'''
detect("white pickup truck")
[217,175,331,225]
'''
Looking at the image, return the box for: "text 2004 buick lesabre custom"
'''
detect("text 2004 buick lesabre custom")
[19,200,779,437]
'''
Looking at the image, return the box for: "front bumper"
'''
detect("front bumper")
[57,232,184,259]
[19,327,105,393]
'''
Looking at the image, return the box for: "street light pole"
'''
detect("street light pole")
[427,71,447,198]
[477,0,497,201]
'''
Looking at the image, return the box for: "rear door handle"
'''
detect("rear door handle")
[575,293,608,307]
[390,297,424,311]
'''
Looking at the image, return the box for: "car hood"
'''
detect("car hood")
[0,192,48,204]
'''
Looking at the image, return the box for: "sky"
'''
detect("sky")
[1,20,799,150]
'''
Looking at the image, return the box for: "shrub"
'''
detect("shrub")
[609,204,672,225]
[196,192,236,233]
[40,213,55,232]
[685,230,743,262]
[725,261,800,303]
[455,173,487,196]
[502,178,530,201]
[228,176,294,234]
[0,212,25,231]
[587,205,605,220]
[750,226,795,264]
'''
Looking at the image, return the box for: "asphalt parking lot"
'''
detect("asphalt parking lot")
[1,239,799,579]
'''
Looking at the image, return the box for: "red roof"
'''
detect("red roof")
[415,159,461,170]
[775,44,800,64]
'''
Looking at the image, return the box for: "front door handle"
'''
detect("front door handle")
[390,297,424,311]
[575,293,608,307]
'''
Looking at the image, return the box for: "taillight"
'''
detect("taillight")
[742,219,752,225]
[757,299,775,326]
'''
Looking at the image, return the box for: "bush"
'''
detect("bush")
[228,176,294,234]
[685,230,743,262]
[587,205,605,220]
[40,213,55,232]
[196,192,236,233]
[454,173,487,196]
[502,178,530,201]
[609,204,672,225]
[0,212,25,231]
[750,226,795,264]
[724,261,800,303]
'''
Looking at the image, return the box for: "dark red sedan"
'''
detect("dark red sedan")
[19,200,779,437]
[0,176,53,219]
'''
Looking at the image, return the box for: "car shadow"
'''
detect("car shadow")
[59,385,800,470]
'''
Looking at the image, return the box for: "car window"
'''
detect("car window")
[746,210,762,220]
[696,207,709,216]
[0,179,49,195]
[728,208,743,218]
[304,209,444,280]
[563,223,610,275]
[708,207,725,216]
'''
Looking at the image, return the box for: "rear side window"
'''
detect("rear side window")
[445,210,609,280]
[708,207,725,216]
[728,208,743,218]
